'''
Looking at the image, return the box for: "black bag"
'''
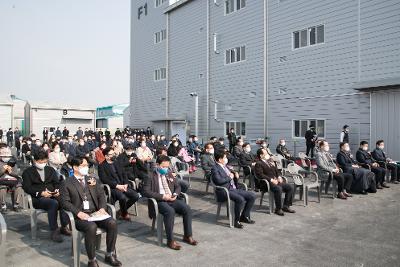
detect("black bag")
[176,162,188,172]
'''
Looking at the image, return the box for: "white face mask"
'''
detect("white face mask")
[27,141,32,145]
[280,142,286,146]
[141,143,146,147]
[261,143,267,148]
[35,162,47,170]
[1,157,11,163]
[126,151,133,156]
[379,146,384,150]
[223,157,228,165]
[208,149,214,154]
[173,143,179,147]
[344,147,350,152]
[54,147,61,153]
[324,146,330,152]
[362,146,368,151]
[245,147,251,153]
[79,166,89,176]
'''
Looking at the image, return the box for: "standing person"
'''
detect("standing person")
[305,125,317,158]
[340,125,350,143]
[55,127,62,138]
[227,128,237,154]
[61,157,122,267]
[6,128,13,147]
[76,127,84,139]
[0,128,3,142]
[43,127,49,142]
[62,127,69,138]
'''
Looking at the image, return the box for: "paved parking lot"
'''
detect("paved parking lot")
[2,170,400,267]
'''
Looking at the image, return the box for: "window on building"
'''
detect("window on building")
[155,0,167,8]
[225,46,246,64]
[154,29,167,44]
[293,24,324,49]
[225,0,246,15]
[154,67,166,81]
[225,121,246,136]
[293,119,325,138]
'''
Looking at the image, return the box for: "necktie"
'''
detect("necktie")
[161,175,172,195]
[78,178,85,188]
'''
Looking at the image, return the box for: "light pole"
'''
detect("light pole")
[190,92,198,136]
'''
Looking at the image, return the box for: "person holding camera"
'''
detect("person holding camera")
[0,143,23,212]
[22,149,71,242]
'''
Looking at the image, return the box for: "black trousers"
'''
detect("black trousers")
[370,166,386,185]
[387,163,400,181]
[306,143,315,158]
[270,183,293,210]
[158,199,192,242]
[333,173,353,192]
[33,197,69,231]
[228,189,256,222]
[75,217,117,260]
[111,188,139,214]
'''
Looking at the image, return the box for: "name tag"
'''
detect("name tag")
[83,200,89,210]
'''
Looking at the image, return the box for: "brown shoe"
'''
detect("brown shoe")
[282,207,296,213]
[183,236,198,246]
[167,240,182,250]
[337,192,347,200]
[120,212,131,221]
[88,259,99,267]
[343,191,352,197]
[60,226,72,236]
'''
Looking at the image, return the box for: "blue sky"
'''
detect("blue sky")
[0,0,130,107]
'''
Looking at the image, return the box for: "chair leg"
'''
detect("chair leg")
[151,218,156,232]
[157,215,163,246]
[259,192,264,208]
[303,187,307,207]
[228,201,233,228]
[216,203,221,222]
[31,211,37,240]
[226,202,230,218]
[269,193,274,214]
[206,181,210,193]
[317,186,321,203]
[95,234,102,250]
[73,232,81,267]
[134,203,139,217]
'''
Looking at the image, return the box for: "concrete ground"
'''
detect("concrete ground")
[2,170,400,267]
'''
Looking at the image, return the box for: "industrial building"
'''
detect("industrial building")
[130,0,400,159]
[96,103,129,132]
[24,102,96,137]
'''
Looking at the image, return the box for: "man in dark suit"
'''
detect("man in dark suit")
[356,141,389,189]
[143,155,198,250]
[22,149,70,242]
[61,157,121,267]
[98,147,139,221]
[227,128,237,154]
[211,150,256,229]
[254,148,295,216]
[239,142,256,189]
[372,140,400,184]
[200,143,216,181]
[305,125,317,158]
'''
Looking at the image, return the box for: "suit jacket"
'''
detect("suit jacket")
[143,170,181,201]
[336,151,357,174]
[254,159,279,183]
[371,148,387,162]
[232,145,243,158]
[356,149,376,165]
[98,161,130,189]
[276,144,291,159]
[316,151,337,179]
[200,153,216,174]
[60,175,107,216]
[22,166,60,198]
[239,152,255,167]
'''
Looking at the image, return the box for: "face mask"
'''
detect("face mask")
[219,141,224,145]
[239,142,243,146]
[54,148,61,153]
[362,147,368,151]
[245,147,251,153]
[281,142,286,146]
[1,157,11,163]
[79,143,84,146]
[35,162,47,170]
[261,143,267,148]
[158,167,169,175]
[173,143,178,147]
[79,166,89,176]
[379,146,384,150]
[194,138,198,142]
[141,143,146,147]
[324,146,330,152]
[126,151,133,156]
[27,141,32,145]
[208,149,214,154]
[344,147,350,152]
[223,157,228,165]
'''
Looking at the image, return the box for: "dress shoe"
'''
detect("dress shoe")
[88,260,99,267]
[391,180,399,184]
[120,213,131,221]
[50,229,64,243]
[275,209,284,216]
[282,207,296,213]
[367,188,377,193]
[60,226,72,236]
[234,221,244,228]
[360,190,368,195]
[343,191,352,197]
[167,240,182,250]
[13,205,22,212]
[381,183,390,188]
[105,255,122,266]
[337,192,347,200]
[376,184,383,189]
[183,236,198,246]
[239,216,255,224]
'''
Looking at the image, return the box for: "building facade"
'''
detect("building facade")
[130,0,400,158]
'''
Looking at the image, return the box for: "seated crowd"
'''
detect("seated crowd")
[0,125,399,267]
